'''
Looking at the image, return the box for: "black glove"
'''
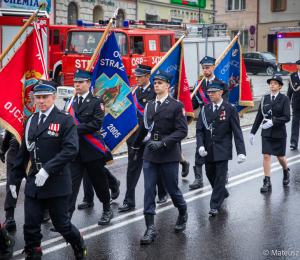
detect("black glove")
[147,141,164,153]
[0,151,5,163]
[129,147,139,161]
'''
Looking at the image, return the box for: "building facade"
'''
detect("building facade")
[257,0,300,54]
[215,0,258,53]
[137,0,214,24]
[55,0,137,26]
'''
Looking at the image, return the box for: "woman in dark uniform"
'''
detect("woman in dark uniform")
[249,75,290,192]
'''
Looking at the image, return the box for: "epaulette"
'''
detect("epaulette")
[58,110,69,116]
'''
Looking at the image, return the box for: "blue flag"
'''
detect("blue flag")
[214,40,253,116]
[92,32,138,153]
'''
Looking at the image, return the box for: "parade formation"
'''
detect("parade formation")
[1,3,300,260]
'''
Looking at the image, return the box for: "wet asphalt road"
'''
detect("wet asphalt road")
[1,121,300,260]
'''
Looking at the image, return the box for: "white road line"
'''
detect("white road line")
[13,157,300,258]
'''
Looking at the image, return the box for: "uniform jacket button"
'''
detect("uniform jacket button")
[37,158,40,160]
[37,138,39,140]
[37,147,39,150]
[213,142,215,144]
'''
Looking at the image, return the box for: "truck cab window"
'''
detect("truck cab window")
[53,29,60,45]
[130,36,144,54]
[160,36,171,52]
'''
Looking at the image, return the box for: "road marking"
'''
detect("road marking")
[13,156,300,258]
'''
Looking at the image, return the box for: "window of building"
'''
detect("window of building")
[116,9,124,28]
[93,6,104,23]
[53,29,60,45]
[67,2,78,25]
[227,0,246,11]
[160,36,171,53]
[186,12,189,18]
[271,0,286,11]
[130,36,144,54]
[232,30,248,46]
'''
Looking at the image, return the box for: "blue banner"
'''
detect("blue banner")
[214,40,245,113]
[91,32,138,153]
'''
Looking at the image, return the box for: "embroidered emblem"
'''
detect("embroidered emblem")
[182,108,186,116]
[100,103,105,111]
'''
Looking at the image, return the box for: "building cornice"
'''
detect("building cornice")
[139,0,214,14]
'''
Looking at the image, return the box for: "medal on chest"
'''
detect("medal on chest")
[49,124,60,137]
[219,111,225,120]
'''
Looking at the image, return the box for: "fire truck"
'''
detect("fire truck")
[269,26,300,73]
[61,20,230,87]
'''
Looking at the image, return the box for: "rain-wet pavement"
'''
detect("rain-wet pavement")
[1,121,300,260]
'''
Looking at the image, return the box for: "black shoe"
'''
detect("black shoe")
[181,160,190,178]
[283,168,290,186]
[98,211,113,225]
[174,206,188,233]
[189,166,203,190]
[157,195,168,204]
[209,209,219,216]
[224,190,230,199]
[260,176,272,192]
[0,222,15,260]
[50,211,73,232]
[41,209,50,223]
[3,218,16,232]
[118,203,134,212]
[140,215,157,245]
[111,180,121,200]
[77,201,94,210]
[22,247,42,260]
[71,234,87,260]
[290,144,297,150]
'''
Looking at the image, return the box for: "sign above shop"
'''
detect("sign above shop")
[0,0,51,13]
[171,0,206,8]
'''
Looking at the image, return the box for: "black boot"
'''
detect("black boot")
[111,179,121,200]
[42,208,50,224]
[98,203,113,225]
[283,168,290,186]
[50,211,73,232]
[260,176,272,192]
[0,222,15,260]
[71,234,87,260]
[174,205,188,233]
[3,208,16,232]
[180,160,190,178]
[22,247,42,260]
[140,215,157,245]
[189,166,203,189]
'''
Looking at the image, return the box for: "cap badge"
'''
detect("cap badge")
[38,80,43,85]
[205,57,207,59]
[157,70,161,74]
[76,69,79,74]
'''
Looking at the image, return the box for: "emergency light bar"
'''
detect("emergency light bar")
[77,20,110,27]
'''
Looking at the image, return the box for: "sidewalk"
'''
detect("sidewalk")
[0,111,257,182]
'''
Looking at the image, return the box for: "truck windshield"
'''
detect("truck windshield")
[65,31,128,55]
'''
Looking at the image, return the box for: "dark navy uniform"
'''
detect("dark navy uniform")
[9,80,85,258]
[287,66,300,148]
[119,64,167,212]
[196,81,245,214]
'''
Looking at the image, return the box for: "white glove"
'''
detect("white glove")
[10,185,17,199]
[249,133,255,145]
[198,146,207,157]
[35,168,49,187]
[143,132,151,142]
[261,119,273,129]
[237,154,246,164]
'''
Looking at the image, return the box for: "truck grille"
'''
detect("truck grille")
[63,73,74,87]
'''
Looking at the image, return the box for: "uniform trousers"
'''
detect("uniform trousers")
[290,108,300,147]
[143,160,186,215]
[68,155,110,212]
[124,144,167,207]
[205,160,229,210]
[24,195,80,249]
[82,167,118,203]
[4,145,20,211]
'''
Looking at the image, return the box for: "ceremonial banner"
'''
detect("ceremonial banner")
[91,32,138,153]
[214,40,254,116]
[150,41,194,124]
[0,26,47,143]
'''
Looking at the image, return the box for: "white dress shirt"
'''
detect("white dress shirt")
[77,91,89,104]
[141,82,151,92]
[212,99,223,112]
[155,93,169,111]
[270,92,279,101]
[38,104,54,124]
[206,76,215,85]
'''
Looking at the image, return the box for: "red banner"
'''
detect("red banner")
[0,26,47,143]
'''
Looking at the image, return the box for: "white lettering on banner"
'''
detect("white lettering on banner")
[221,60,240,74]
[131,58,144,66]
[100,127,107,138]
[100,59,124,71]
[166,64,179,73]
[107,124,121,138]
[113,51,121,59]
[4,102,23,122]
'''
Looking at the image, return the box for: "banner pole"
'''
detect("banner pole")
[66,8,119,112]
[0,4,44,62]
[190,25,245,99]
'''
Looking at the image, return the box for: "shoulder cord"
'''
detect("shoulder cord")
[289,77,300,92]
[143,103,154,132]
[201,107,212,135]
[25,114,36,152]
[261,96,272,118]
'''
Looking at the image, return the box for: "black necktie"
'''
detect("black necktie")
[78,96,83,109]
[156,101,161,112]
[271,95,275,104]
[214,104,218,113]
[38,114,46,131]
